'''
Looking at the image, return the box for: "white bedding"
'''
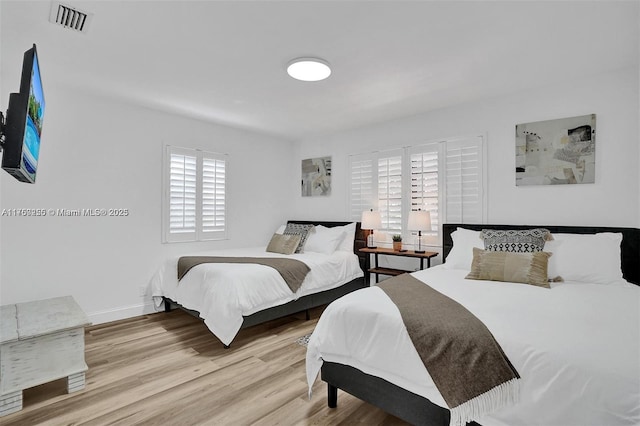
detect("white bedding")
[150,246,363,346]
[306,266,640,426]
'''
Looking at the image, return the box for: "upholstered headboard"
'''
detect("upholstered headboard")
[442,224,640,286]
[287,220,367,272]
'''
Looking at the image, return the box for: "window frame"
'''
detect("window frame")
[162,145,228,243]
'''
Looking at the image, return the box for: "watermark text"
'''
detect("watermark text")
[1,208,130,217]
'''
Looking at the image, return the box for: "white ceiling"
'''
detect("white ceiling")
[1,1,638,140]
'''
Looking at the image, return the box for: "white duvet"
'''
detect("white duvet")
[150,247,363,346]
[306,266,640,426]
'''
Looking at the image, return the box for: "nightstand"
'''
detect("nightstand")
[359,247,439,284]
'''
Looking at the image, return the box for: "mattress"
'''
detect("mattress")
[150,246,363,346]
[306,266,640,426]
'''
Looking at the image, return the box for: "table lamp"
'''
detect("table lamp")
[407,209,431,253]
[361,209,382,248]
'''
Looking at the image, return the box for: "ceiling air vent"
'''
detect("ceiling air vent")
[49,2,93,34]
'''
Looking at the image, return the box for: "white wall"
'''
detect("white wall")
[0,87,294,322]
[292,67,639,229]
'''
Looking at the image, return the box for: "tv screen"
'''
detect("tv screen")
[2,44,45,183]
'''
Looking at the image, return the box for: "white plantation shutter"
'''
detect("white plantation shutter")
[378,153,403,233]
[169,153,197,236]
[164,146,227,242]
[202,156,226,236]
[348,154,375,221]
[409,144,439,243]
[442,136,484,224]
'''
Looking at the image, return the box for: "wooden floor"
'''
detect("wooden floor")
[1,307,408,425]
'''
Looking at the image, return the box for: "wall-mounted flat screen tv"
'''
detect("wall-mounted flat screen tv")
[2,44,45,183]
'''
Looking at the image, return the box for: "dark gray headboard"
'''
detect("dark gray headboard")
[442,224,640,286]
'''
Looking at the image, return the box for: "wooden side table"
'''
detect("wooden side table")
[0,296,91,416]
[359,247,439,284]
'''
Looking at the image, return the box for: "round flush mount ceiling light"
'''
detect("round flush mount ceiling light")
[287,58,331,82]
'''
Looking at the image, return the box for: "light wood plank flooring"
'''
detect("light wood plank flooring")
[1,306,408,425]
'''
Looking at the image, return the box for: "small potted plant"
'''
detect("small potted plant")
[392,234,403,251]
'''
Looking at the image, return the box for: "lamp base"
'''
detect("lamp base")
[366,233,377,249]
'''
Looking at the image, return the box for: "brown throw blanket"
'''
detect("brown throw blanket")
[177,256,311,293]
[379,274,520,426]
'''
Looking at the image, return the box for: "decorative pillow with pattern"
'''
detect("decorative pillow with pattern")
[283,223,315,253]
[481,228,552,253]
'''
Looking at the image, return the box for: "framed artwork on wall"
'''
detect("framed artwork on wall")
[301,156,332,196]
[515,114,596,186]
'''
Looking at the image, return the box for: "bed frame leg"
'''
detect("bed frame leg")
[327,383,338,408]
[163,297,172,312]
[305,309,310,321]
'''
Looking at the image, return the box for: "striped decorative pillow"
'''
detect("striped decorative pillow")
[266,233,302,255]
[466,247,552,288]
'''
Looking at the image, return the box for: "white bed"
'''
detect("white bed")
[150,221,365,346]
[306,224,640,426]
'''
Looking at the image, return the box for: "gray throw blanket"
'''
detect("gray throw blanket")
[378,274,520,426]
[177,256,311,293]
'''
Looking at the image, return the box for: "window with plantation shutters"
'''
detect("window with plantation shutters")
[164,146,227,242]
[348,136,484,248]
[347,149,403,231]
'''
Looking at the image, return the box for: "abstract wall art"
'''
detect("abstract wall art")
[301,156,332,196]
[516,114,596,186]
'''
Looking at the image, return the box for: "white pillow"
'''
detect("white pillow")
[545,233,626,285]
[335,222,357,252]
[275,224,286,234]
[443,228,484,270]
[304,225,346,255]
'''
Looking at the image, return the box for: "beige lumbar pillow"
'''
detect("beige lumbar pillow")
[465,247,552,288]
[266,233,302,255]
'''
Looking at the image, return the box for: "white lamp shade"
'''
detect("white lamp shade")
[361,210,382,230]
[407,210,432,231]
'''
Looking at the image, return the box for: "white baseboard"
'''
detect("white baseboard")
[87,301,161,325]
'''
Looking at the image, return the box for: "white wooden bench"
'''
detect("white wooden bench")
[0,296,91,416]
